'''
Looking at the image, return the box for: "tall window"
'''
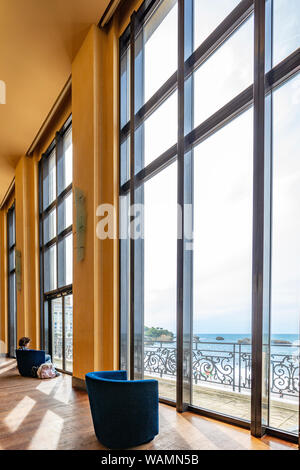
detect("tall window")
[39,117,73,373]
[120,0,300,441]
[7,203,17,358]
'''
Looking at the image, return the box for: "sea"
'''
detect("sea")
[145,333,300,356]
[193,333,299,356]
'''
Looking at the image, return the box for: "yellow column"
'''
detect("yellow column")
[72,23,119,384]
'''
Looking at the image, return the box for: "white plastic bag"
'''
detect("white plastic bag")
[37,362,57,379]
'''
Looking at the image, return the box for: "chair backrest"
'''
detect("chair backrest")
[16,349,46,377]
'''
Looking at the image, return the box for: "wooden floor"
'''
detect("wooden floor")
[0,359,297,451]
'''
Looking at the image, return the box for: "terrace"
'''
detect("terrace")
[144,340,299,433]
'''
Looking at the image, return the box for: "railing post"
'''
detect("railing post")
[233,343,236,392]
[239,344,242,393]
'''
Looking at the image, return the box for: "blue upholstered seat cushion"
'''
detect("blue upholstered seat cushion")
[85,370,159,449]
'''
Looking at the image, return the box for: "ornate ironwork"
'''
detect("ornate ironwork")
[53,335,73,362]
[144,341,299,398]
[144,347,176,378]
[270,353,299,398]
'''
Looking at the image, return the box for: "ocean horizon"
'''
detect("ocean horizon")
[144,332,299,356]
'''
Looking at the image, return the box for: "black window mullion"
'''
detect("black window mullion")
[129,12,136,380]
[176,0,185,413]
[251,0,272,438]
[55,132,61,291]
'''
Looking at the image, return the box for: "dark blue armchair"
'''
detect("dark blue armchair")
[16,349,46,377]
[85,370,159,449]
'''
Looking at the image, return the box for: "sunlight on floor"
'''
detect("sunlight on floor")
[28,410,64,450]
[53,380,72,404]
[4,396,36,433]
[175,418,219,450]
[0,362,17,375]
[36,378,58,395]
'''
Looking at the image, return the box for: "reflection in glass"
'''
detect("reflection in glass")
[273,0,300,67]
[139,0,178,107]
[193,15,253,128]
[58,193,72,234]
[194,0,241,51]
[120,48,130,129]
[8,209,15,247]
[8,205,17,357]
[138,91,177,169]
[43,150,56,210]
[144,163,177,400]
[9,250,15,272]
[120,137,130,185]
[120,194,130,372]
[58,129,72,195]
[43,208,56,244]
[44,244,57,293]
[51,297,63,370]
[269,74,300,434]
[192,110,253,419]
[64,295,73,373]
[58,234,73,288]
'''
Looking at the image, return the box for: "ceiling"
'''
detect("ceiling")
[0,0,111,202]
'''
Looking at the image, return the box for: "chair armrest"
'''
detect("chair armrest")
[86,370,128,381]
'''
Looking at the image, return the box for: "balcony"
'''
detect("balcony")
[144,340,299,433]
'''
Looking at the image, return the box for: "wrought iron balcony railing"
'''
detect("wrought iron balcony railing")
[144,341,299,398]
[52,335,299,398]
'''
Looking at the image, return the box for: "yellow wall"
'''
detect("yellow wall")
[0,0,141,378]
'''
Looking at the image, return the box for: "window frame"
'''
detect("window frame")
[119,0,300,444]
[7,201,17,358]
[39,115,73,360]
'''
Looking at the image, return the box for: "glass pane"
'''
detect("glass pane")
[51,297,63,370]
[58,128,72,195]
[44,301,49,355]
[8,208,15,248]
[44,244,57,293]
[43,150,56,210]
[64,295,73,373]
[120,194,130,372]
[120,137,130,186]
[192,109,253,420]
[144,163,177,400]
[58,234,73,288]
[194,0,241,51]
[273,0,300,67]
[136,91,177,171]
[269,73,300,434]
[120,48,130,129]
[193,15,254,128]
[43,208,56,244]
[137,0,178,109]
[9,250,15,272]
[8,273,17,356]
[58,192,73,234]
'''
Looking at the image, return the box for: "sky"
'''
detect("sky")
[123,0,300,335]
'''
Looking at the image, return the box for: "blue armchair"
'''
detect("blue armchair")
[16,349,46,377]
[85,370,159,449]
